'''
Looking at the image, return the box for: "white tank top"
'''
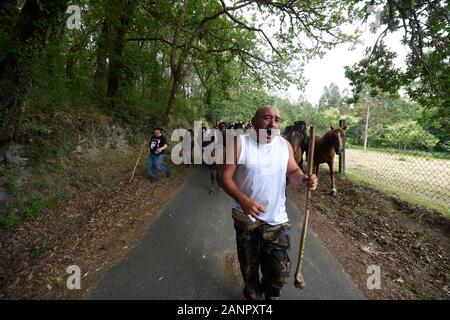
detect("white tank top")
[233,134,289,225]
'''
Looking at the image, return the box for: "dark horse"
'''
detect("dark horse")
[283,121,309,172]
[313,126,347,196]
[207,122,228,194]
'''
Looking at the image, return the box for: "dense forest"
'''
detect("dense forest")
[0,1,448,228]
[0,1,448,153]
[0,2,448,301]
[275,83,448,153]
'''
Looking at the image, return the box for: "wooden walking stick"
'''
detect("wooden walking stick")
[129,142,146,183]
[294,126,316,289]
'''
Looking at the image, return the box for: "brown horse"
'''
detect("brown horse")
[313,126,347,196]
[291,131,304,166]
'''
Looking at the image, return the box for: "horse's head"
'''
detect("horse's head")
[282,125,296,144]
[233,122,243,130]
[283,125,292,136]
[329,126,347,155]
[294,120,306,131]
[218,122,227,135]
[292,121,308,144]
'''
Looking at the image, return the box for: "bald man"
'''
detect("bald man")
[220,106,318,300]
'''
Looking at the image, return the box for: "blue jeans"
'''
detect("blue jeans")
[147,154,170,181]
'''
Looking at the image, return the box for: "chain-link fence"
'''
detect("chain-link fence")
[337,147,450,210]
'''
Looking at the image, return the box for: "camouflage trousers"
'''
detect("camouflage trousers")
[233,218,291,299]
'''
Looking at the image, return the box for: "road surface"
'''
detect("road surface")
[87,167,365,300]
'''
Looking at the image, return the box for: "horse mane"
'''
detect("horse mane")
[316,128,335,144]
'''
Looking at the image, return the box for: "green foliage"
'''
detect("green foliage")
[384,121,439,151]
[345,1,450,121]
[25,196,47,221]
[0,30,9,61]
[0,209,17,230]
[419,106,450,152]
[22,121,53,135]
[1,0,448,232]
[216,88,274,123]
[417,132,440,151]
[317,108,342,131]
[274,83,445,154]
[3,165,20,193]
[318,83,347,112]
[441,141,450,153]
[345,43,404,100]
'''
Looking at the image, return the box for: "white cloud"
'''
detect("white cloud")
[289,28,409,104]
[238,4,409,105]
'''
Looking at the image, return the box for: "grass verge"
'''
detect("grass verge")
[344,171,449,217]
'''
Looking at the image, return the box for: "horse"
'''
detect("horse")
[313,126,347,196]
[232,122,246,134]
[182,128,194,166]
[283,121,309,172]
[206,122,227,194]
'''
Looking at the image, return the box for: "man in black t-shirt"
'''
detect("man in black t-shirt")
[146,127,170,183]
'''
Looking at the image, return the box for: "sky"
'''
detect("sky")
[280,27,409,105]
[237,3,410,106]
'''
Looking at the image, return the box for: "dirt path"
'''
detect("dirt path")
[1,160,448,300]
[0,162,192,299]
[288,169,450,299]
[87,167,364,300]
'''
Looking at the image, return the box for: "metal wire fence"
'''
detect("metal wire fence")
[336,147,450,210]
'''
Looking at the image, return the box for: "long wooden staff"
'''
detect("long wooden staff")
[294,126,316,289]
[129,142,146,183]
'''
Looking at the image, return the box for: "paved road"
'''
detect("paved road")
[87,167,365,300]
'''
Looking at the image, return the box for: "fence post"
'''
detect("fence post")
[339,119,346,175]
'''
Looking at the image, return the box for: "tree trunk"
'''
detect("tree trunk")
[0,0,19,36]
[0,0,68,146]
[164,71,183,125]
[363,102,370,150]
[205,89,213,124]
[46,21,66,76]
[65,46,77,82]
[93,19,111,97]
[66,22,100,86]
[106,1,135,104]
[163,44,191,125]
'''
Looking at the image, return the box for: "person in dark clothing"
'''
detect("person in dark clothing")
[146,127,170,183]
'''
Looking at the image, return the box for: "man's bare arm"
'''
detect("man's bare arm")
[286,143,318,191]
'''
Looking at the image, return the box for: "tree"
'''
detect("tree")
[318,83,346,112]
[384,120,438,150]
[105,0,137,104]
[345,0,450,120]
[0,1,19,40]
[384,121,416,149]
[0,0,69,148]
[0,0,365,144]
[345,87,425,148]
[420,106,450,151]
[134,0,360,125]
